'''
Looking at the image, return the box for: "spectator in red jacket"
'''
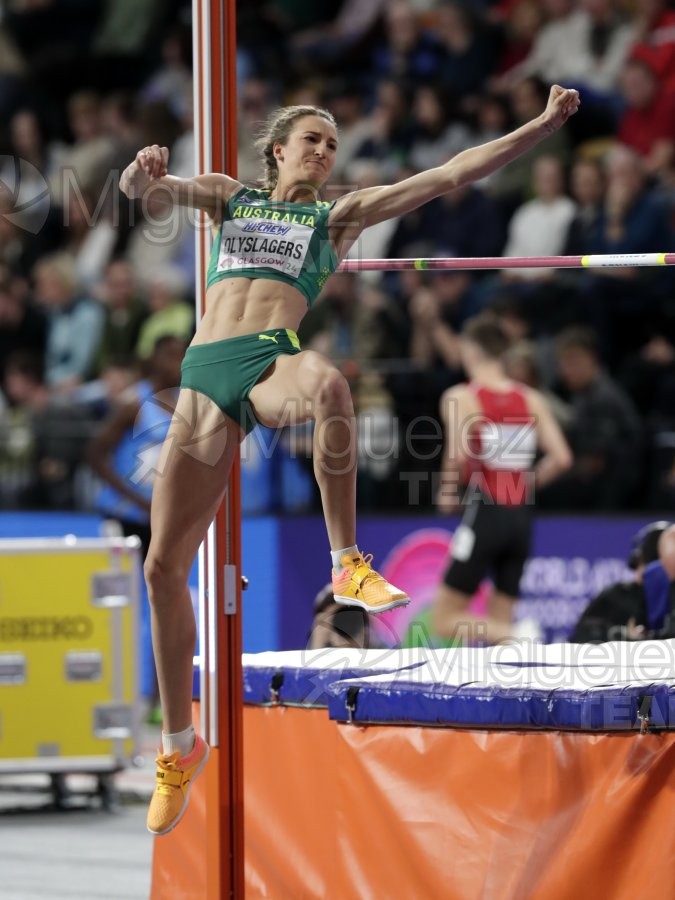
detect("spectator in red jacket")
[617,57,675,177]
[630,0,675,97]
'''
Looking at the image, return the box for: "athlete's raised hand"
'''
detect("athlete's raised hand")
[136,144,169,180]
[120,144,170,198]
[541,85,580,133]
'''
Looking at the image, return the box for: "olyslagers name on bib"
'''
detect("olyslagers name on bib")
[217,208,315,279]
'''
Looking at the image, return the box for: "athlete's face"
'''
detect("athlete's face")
[275,115,338,190]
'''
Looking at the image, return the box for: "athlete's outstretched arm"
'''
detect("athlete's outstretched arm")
[119,144,241,217]
[333,85,579,230]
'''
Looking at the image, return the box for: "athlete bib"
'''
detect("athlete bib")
[216,217,312,279]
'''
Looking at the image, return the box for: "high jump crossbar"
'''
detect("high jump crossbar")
[338,253,675,272]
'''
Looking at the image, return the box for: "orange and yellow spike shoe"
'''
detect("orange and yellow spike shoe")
[147,734,210,836]
[332,552,410,614]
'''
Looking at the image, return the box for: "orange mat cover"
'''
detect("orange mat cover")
[152,705,675,899]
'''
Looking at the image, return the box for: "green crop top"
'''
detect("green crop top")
[206,186,339,307]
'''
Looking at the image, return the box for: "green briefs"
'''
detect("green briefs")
[180,328,301,434]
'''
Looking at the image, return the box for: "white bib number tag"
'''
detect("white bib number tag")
[451,525,476,562]
[217,218,312,278]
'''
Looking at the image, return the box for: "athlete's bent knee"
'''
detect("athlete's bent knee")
[315,368,352,416]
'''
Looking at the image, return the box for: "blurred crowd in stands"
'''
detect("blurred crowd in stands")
[0,0,674,517]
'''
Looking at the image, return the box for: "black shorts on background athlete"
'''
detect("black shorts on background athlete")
[443,499,533,598]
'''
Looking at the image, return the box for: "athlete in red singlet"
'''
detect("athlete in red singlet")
[464,380,536,507]
[433,314,572,644]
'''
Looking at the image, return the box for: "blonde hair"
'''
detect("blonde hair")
[254,105,337,190]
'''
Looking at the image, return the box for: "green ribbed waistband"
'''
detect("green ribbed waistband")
[182,328,300,366]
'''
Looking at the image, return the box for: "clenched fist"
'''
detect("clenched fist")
[541,85,580,133]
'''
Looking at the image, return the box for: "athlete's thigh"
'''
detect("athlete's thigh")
[149,389,244,568]
[248,349,344,428]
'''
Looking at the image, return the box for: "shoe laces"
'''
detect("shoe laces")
[352,553,382,587]
[156,751,181,770]
[155,751,182,795]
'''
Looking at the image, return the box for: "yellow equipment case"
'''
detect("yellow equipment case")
[0,536,141,789]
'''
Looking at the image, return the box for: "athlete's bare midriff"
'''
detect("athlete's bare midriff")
[191,213,350,347]
[191,276,313,346]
